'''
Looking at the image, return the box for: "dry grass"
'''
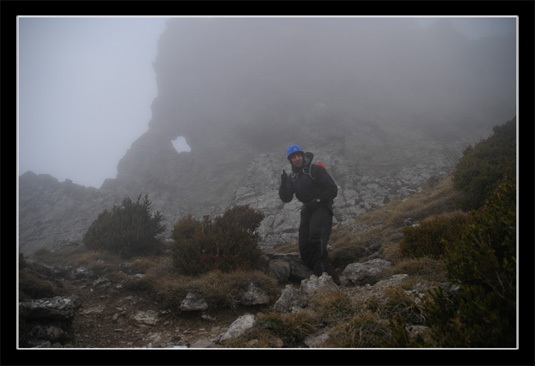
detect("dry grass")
[253,310,320,346]
[309,289,355,324]
[31,243,125,272]
[330,175,462,269]
[357,176,461,228]
[269,240,298,254]
[147,269,280,311]
[30,244,280,313]
[386,256,446,283]
[380,287,425,325]
[19,269,62,301]
[32,243,91,267]
[323,310,391,348]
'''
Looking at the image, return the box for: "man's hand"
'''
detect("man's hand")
[281,170,288,183]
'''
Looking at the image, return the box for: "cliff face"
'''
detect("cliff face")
[19,18,515,255]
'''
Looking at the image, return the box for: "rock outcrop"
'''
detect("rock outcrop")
[19,295,81,348]
[19,295,81,320]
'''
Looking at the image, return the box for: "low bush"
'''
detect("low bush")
[19,272,58,301]
[425,173,516,347]
[399,214,471,259]
[83,194,165,258]
[19,254,62,301]
[171,205,265,275]
[452,117,516,210]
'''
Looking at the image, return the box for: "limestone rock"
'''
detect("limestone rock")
[268,258,290,283]
[72,266,97,280]
[267,253,312,284]
[132,310,159,326]
[220,314,256,342]
[19,295,81,320]
[190,339,217,348]
[342,259,392,286]
[180,292,209,312]
[300,273,339,297]
[304,329,331,348]
[239,283,270,306]
[273,285,308,313]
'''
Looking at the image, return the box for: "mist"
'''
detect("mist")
[18,16,516,189]
[18,17,170,188]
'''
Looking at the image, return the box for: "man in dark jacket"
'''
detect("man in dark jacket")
[279,145,341,285]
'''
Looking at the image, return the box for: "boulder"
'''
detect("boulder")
[19,295,81,320]
[273,285,308,313]
[268,258,290,283]
[220,314,256,342]
[342,259,392,286]
[267,253,312,284]
[300,273,339,297]
[239,283,270,306]
[180,292,209,312]
[273,273,339,313]
[304,329,331,348]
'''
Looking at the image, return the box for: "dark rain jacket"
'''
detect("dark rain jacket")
[279,152,338,210]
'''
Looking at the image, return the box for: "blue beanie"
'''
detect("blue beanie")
[287,145,304,158]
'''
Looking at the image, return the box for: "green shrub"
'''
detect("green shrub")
[425,173,516,347]
[399,214,470,259]
[171,205,265,275]
[83,194,165,258]
[452,117,516,210]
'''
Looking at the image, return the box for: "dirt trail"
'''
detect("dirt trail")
[64,278,240,348]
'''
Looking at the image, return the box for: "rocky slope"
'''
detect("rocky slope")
[19,249,438,349]
[18,137,465,255]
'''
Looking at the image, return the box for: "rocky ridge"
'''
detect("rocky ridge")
[18,135,467,256]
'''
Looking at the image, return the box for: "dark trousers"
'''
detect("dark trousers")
[298,206,340,284]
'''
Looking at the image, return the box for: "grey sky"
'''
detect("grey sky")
[18,17,170,188]
[17,16,516,188]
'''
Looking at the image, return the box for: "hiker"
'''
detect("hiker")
[279,145,341,285]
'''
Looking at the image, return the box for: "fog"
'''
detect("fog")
[18,17,170,188]
[18,16,516,188]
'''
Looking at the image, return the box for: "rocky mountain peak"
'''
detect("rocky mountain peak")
[19,18,514,255]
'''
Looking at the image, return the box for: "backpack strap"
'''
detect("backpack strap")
[315,163,327,171]
[303,163,327,180]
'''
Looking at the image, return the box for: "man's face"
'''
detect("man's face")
[290,153,304,168]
